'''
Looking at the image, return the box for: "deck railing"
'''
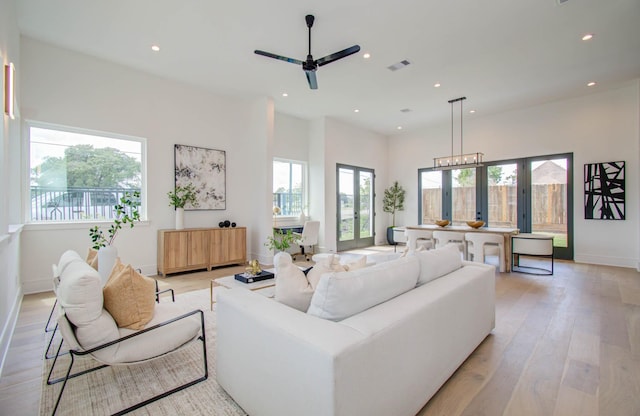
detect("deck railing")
[30,186,140,221]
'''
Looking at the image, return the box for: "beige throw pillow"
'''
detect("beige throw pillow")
[86,247,99,270]
[103,259,156,330]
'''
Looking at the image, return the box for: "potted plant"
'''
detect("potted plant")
[382,181,405,245]
[89,190,141,281]
[265,206,298,252]
[167,183,199,229]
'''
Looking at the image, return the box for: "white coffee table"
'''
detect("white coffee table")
[210,271,276,310]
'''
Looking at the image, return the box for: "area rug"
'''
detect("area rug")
[39,289,248,415]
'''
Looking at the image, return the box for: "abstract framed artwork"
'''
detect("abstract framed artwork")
[584,161,624,220]
[174,144,226,210]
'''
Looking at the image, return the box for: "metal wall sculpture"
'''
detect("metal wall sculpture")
[174,144,226,210]
[584,161,624,220]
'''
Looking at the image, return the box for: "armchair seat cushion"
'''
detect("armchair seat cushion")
[103,303,202,363]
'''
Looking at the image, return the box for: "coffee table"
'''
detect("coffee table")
[210,271,276,310]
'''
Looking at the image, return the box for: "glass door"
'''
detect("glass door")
[486,163,518,228]
[451,168,476,225]
[337,164,375,251]
[419,170,442,223]
[527,156,573,259]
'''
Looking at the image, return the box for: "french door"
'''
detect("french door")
[419,153,573,260]
[337,164,375,251]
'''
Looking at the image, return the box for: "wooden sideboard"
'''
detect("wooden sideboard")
[157,227,247,276]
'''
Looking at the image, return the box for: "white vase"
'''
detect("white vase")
[299,211,306,224]
[176,207,185,230]
[98,245,118,285]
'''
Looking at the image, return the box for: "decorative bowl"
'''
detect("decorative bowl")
[435,219,450,227]
[466,220,485,229]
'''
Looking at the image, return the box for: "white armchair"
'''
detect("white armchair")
[46,252,206,415]
[292,220,320,261]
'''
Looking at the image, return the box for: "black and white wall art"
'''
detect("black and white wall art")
[174,144,226,210]
[584,161,624,220]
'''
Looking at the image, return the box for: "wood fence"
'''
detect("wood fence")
[422,184,567,232]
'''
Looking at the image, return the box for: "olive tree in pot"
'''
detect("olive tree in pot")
[382,181,405,245]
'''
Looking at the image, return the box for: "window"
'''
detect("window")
[418,152,573,260]
[273,159,306,217]
[28,123,145,222]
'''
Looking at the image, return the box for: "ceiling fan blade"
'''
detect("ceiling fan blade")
[254,50,303,65]
[316,45,361,67]
[305,70,318,90]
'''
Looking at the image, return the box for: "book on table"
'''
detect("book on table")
[234,271,275,284]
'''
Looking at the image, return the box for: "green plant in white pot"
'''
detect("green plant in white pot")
[382,181,405,245]
[167,183,199,230]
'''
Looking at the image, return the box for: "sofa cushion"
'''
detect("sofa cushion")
[307,254,344,290]
[57,260,104,327]
[307,255,420,321]
[274,252,314,312]
[415,243,462,286]
[103,259,156,330]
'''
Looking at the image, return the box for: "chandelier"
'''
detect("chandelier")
[433,96,483,170]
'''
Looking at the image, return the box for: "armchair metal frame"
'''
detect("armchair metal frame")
[47,309,208,416]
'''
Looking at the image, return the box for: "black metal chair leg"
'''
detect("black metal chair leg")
[44,323,59,359]
[51,352,75,416]
[45,299,58,333]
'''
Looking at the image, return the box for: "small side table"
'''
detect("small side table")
[511,233,554,275]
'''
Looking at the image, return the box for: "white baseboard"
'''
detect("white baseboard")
[0,287,23,379]
[22,277,53,294]
[574,254,638,269]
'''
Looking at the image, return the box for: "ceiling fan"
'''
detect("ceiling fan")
[254,14,360,90]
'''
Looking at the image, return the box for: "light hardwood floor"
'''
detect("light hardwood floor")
[1,252,639,415]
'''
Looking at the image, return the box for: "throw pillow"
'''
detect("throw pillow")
[415,243,462,286]
[86,247,99,270]
[274,252,314,312]
[307,254,344,290]
[342,255,367,271]
[307,255,420,321]
[103,259,156,330]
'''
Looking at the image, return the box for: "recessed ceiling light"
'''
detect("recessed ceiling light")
[282,92,288,97]
[397,126,403,130]
[434,83,441,88]
[363,53,371,59]
[469,109,476,114]
[582,33,594,41]
[354,109,360,113]
[587,81,597,87]
[151,45,160,52]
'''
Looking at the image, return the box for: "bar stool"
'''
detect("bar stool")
[432,230,467,259]
[405,229,434,251]
[465,233,505,272]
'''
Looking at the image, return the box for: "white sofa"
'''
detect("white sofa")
[216,247,495,416]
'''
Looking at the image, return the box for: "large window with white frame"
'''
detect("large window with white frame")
[272,158,306,217]
[28,122,145,222]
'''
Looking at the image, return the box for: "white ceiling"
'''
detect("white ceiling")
[16,0,640,135]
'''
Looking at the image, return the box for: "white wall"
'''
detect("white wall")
[389,82,640,268]
[19,37,277,291]
[0,0,23,378]
[273,112,309,162]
